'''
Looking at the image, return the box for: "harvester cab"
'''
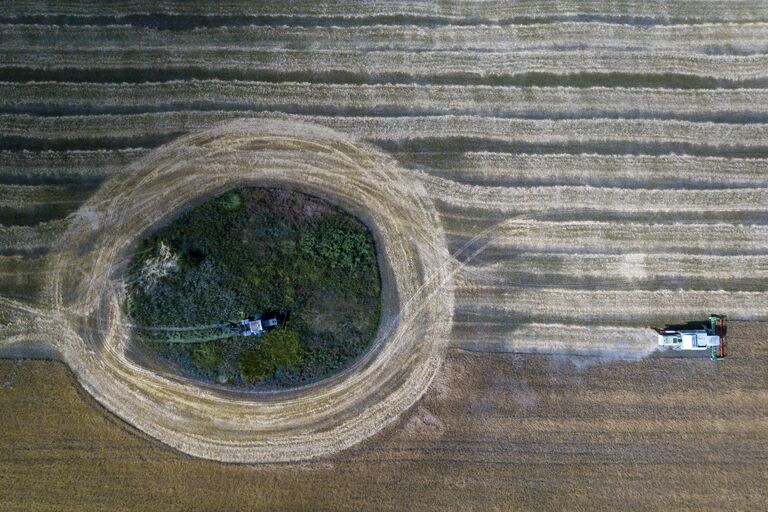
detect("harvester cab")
[653,314,727,360]
[240,315,280,336]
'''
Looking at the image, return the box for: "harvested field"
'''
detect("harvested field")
[1,324,767,510]
[1,0,768,507]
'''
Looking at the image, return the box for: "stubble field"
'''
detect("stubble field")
[1,0,768,508]
[1,322,766,510]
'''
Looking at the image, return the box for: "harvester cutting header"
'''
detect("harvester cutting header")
[654,314,727,360]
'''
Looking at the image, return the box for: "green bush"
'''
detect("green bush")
[300,216,375,273]
[189,341,226,374]
[217,190,243,210]
[239,328,306,383]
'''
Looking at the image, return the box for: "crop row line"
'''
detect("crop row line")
[5,82,768,119]
[442,220,768,254]
[5,0,767,21]
[397,151,768,188]
[9,149,768,189]
[5,22,768,54]
[454,288,768,322]
[424,177,768,213]
[3,113,765,149]
[4,49,768,80]
[458,253,768,283]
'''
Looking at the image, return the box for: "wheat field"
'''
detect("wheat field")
[1,0,767,504]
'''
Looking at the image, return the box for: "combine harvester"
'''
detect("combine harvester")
[654,314,727,360]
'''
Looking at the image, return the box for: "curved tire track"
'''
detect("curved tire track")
[34,117,455,463]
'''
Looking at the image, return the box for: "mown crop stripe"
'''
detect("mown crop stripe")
[460,254,768,281]
[425,179,768,213]
[5,49,768,80]
[0,149,149,184]
[455,272,768,292]
[5,83,768,120]
[6,22,768,54]
[0,220,65,252]
[444,220,768,254]
[456,273,768,293]
[455,289,768,322]
[397,152,768,188]
[4,112,763,147]
[6,68,768,89]
[5,0,768,21]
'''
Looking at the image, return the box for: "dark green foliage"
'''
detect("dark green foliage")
[300,216,375,273]
[239,328,306,384]
[189,341,226,375]
[125,187,381,388]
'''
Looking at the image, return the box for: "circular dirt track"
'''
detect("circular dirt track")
[43,118,455,462]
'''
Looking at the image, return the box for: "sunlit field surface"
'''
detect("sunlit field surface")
[1,1,768,509]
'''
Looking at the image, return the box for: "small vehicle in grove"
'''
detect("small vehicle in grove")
[219,312,284,337]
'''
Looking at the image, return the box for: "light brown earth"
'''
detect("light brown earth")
[1,322,766,511]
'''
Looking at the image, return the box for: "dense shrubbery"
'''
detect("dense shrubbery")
[239,328,306,383]
[125,188,381,388]
[300,216,376,273]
